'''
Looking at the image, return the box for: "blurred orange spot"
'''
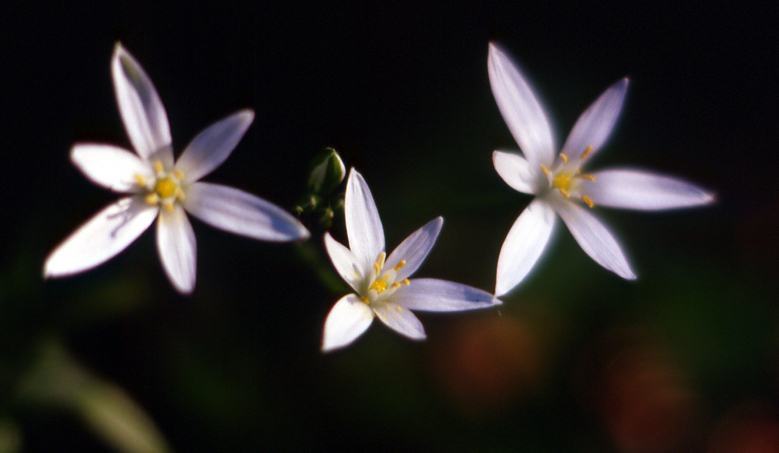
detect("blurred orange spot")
[580,329,703,453]
[427,314,543,416]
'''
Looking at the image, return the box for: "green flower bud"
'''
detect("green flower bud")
[307,147,345,196]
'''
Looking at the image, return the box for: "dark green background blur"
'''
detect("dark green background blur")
[1,1,777,451]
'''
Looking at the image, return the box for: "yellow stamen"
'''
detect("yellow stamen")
[552,172,572,192]
[173,170,184,180]
[390,278,410,289]
[370,279,388,293]
[581,145,593,160]
[540,164,550,176]
[559,152,568,163]
[393,260,406,272]
[581,196,594,208]
[582,174,596,182]
[153,160,164,174]
[134,174,147,186]
[361,296,370,305]
[155,177,177,199]
[373,251,386,275]
[163,202,175,214]
[397,306,403,312]
[559,188,570,198]
[144,193,159,205]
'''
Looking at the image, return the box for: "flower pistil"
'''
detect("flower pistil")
[541,146,597,207]
[363,251,409,304]
[136,160,186,213]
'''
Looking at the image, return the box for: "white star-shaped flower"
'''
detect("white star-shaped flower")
[322,169,501,351]
[488,43,715,296]
[44,43,310,294]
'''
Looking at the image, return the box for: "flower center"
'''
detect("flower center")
[363,251,409,304]
[540,146,596,208]
[135,160,186,213]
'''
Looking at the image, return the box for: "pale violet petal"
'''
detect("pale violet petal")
[324,233,363,292]
[44,197,158,278]
[148,145,175,171]
[156,204,196,294]
[560,78,628,162]
[183,182,310,241]
[322,294,375,352]
[175,110,254,183]
[495,198,557,296]
[385,217,442,282]
[111,43,171,160]
[345,169,384,270]
[372,303,426,340]
[71,144,152,192]
[391,278,500,311]
[488,43,555,169]
[551,196,636,279]
[582,168,715,210]
[493,150,539,195]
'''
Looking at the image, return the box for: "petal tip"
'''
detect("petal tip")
[297,226,312,240]
[237,109,255,126]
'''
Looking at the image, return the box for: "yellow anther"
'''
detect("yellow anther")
[540,164,551,176]
[581,145,593,160]
[155,177,178,199]
[144,193,159,205]
[134,174,147,186]
[559,188,570,198]
[373,252,387,275]
[175,189,186,202]
[581,196,594,208]
[153,160,164,174]
[582,174,596,182]
[559,152,568,163]
[361,296,370,305]
[397,306,403,312]
[163,202,175,214]
[393,260,406,272]
[173,170,184,180]
[390,279,410,289]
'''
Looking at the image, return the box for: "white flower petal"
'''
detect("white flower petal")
[183,182,310,241]
[488,43,555,169]
[175,110,254,183]
[583,168,715,211]
[111,43,172,161]
[345,169,384,270]
[156,204,196,294]
[372,303,426,340]
[391,278,500,311]
[551,197,636,279]
[71,144,152,192]
[44,197,158,278]
[148,146,175,171]
[324,233,363,293]
[560,78,628,162]
[322,294,374,352]
[495,198,557,296]
[385,217,442,282]
[493,150,539,194]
